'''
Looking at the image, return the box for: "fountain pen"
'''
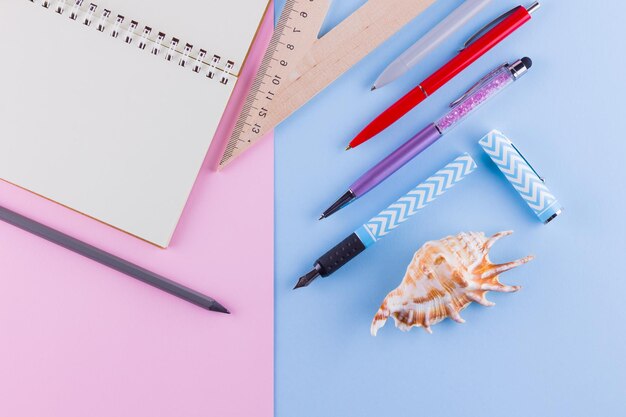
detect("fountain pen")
[296,154,477,289]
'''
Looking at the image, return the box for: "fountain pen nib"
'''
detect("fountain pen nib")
[294,269,321,289]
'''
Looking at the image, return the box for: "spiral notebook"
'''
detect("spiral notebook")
[0,0,269,247]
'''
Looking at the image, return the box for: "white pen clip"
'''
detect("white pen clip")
[460,2,540,52]
[449,63,507,107]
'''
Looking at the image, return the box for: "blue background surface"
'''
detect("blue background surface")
[275,1,626,416]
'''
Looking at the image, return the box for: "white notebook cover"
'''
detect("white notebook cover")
[0,0,269,247]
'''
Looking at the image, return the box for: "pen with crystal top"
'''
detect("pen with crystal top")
[372,0,493,91]
[321,57,532,220]
[349,2,540,150]
[296,154,477,289]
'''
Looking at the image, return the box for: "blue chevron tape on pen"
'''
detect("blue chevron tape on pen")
[355,153,478,247]
[479,130,563,224]
[295,153,477,289]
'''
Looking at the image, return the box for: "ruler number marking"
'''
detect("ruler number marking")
[220,0,323,166]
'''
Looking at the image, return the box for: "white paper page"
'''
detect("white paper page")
[86,0,269,74]
[0,1,236,247]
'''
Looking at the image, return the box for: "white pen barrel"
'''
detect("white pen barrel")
[402,0,493,69]
[374,0,492,89]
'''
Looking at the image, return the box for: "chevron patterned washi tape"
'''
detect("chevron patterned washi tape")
[355,153,477,247]
[479,130,563,224]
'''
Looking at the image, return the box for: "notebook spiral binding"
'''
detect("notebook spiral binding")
[29,0,236,85]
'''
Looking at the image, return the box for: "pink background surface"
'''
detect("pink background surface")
[0,5,274,417]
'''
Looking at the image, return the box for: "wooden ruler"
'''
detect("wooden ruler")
[219,0,436,168]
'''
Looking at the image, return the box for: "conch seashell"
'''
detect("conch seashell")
[371,231,534,336]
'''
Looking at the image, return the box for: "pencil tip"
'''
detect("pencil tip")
[212,302,230,314]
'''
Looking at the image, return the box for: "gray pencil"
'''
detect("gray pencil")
[0,205,229,314]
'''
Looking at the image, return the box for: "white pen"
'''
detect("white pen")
[372,0,492,90]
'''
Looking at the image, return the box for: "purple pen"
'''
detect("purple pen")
[320,57,532,220]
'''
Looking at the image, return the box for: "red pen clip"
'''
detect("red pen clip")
[460,2,541,52]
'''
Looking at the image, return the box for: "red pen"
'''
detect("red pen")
[347,1,540,150]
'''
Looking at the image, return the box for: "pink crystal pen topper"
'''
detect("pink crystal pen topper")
[320,57,533,220]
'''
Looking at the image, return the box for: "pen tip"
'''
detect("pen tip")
[370,86,377,91]
[320,190,355,220]
[345,145,352,151]
[318,214,325,221]
[294,269,320,289]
